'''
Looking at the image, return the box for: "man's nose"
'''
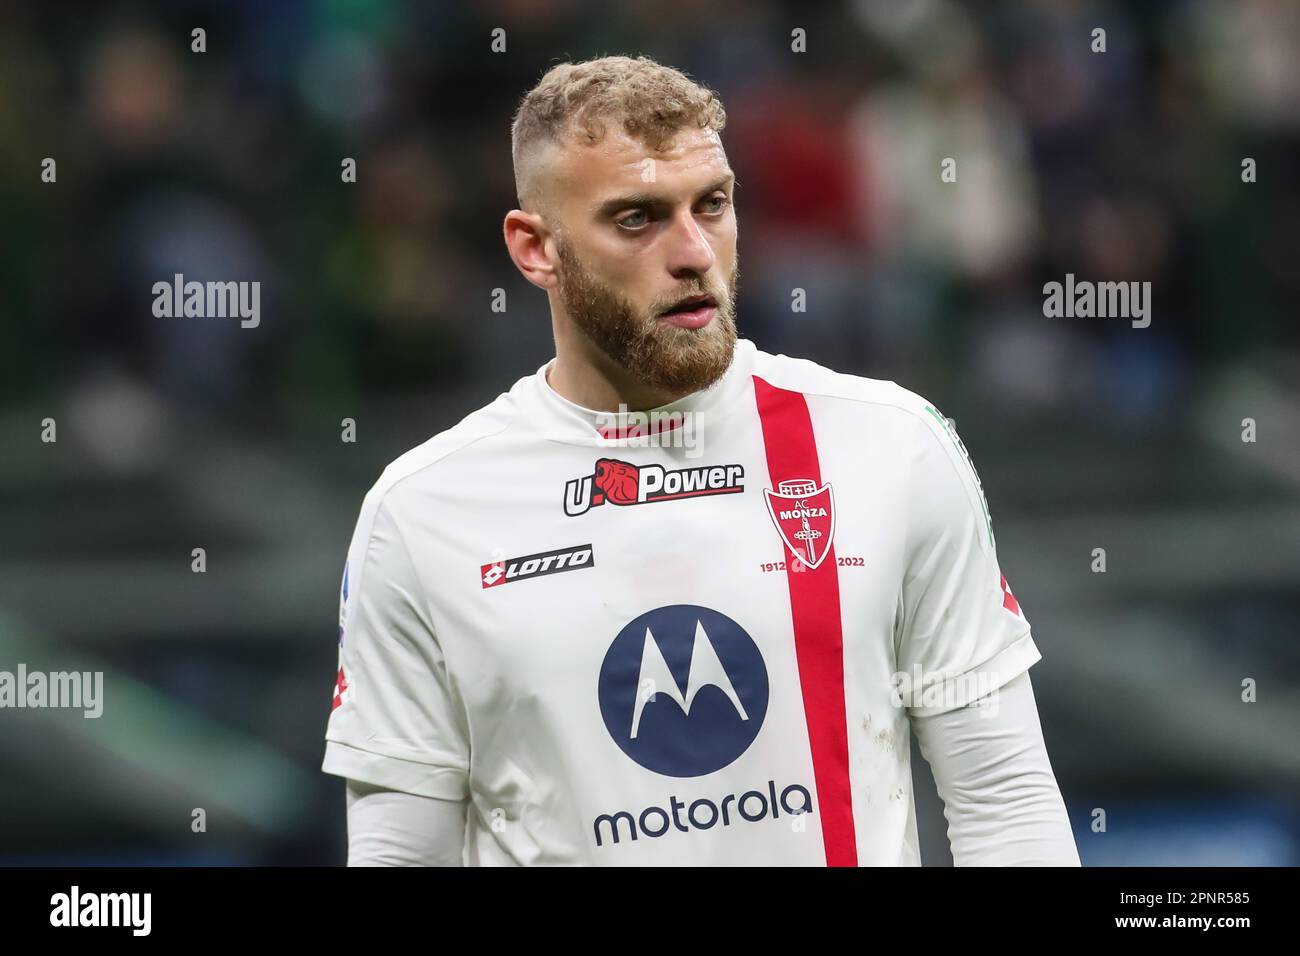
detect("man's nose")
[664,209,716,278]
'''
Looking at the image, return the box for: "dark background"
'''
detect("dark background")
[1,0,1297,864]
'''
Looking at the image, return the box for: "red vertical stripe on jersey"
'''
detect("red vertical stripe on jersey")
[751,375,858,867]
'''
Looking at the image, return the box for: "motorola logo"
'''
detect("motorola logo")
[597,604,768,777]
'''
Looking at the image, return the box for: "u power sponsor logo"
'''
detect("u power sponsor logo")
[564,458,744,516]
[481,543,594,588]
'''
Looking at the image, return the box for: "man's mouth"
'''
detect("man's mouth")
[658,294,719,329]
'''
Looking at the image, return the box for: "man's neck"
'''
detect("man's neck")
[546,347,684,414]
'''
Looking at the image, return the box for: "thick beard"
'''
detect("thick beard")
[556,238,738,397]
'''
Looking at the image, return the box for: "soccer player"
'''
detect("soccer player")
[323,56,1080,866]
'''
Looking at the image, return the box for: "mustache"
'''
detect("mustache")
[651,282,729,316]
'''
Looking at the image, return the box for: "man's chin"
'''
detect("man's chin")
[631,317,736,395]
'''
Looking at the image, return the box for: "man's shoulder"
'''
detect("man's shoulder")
[747,345,943,431]
[364,372,537,508]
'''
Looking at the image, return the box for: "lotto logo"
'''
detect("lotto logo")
[481,544,595,589]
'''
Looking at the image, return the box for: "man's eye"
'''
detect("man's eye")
[617,210,649,229]
[703,195,730,214]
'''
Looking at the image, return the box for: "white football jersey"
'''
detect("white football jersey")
[322,337,1040,865]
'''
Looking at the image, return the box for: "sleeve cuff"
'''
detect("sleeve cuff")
[905,630,1042,717]
[322,739,470,801]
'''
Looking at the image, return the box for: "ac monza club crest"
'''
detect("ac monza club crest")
[763,478,836,570]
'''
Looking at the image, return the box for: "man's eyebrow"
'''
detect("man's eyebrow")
[593,174,736,217]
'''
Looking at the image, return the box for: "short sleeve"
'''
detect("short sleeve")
[893,405,1040,716]
[322,490,471,800]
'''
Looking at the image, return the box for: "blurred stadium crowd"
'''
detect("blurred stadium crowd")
[0,0,1297,864]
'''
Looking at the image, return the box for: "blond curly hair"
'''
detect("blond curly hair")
[511,55,726,215]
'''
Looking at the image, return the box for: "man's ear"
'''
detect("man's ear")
[503,209,559,290]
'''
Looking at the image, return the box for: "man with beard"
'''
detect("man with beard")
[323,56,1079,867]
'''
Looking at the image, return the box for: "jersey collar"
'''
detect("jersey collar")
[522,338,757,448]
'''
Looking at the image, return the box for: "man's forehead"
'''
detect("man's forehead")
[555,127,731,200]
